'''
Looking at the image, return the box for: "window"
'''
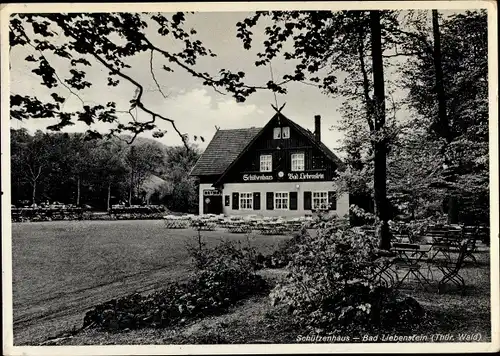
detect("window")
[273,127,282,139]
[312,192,328,210]
[291,153,305,171]
[260,154,272,172]
[273,127,290,140]
[312,154,326,169]
[282,127,290,139]
[240,193,253,210]
[275,192,289,210]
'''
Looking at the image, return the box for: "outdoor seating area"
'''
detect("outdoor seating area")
[162,213,314,235]
[11,205,84,222]
[366,223,489,294]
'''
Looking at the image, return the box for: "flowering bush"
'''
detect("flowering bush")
[270,218,425,333]
[349,204,376,225]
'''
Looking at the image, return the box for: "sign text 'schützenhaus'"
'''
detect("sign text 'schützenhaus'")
[189,112,349,218]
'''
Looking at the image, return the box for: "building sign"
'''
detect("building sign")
[287,172,325,181]
[239,171,327,182]
[203,189,222,196]
[242,173,274,182]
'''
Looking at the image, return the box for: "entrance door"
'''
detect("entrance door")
[203,195,223,215]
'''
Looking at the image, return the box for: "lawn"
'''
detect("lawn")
[10,220,492,346]
[48,253,492,345]
[11,220,289,345]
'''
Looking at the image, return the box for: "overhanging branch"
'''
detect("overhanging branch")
[149,49,169,99]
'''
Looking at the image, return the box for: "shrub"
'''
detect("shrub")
[83,237,267,331]
[270,218,425,333]
[187,237,258,273]
[255,230,307,269]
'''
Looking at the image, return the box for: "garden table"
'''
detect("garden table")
[259,222,289,235]
[226,222,252,234]
[192,221,217,231]
[391,243,433,291]
[163,217,190,229]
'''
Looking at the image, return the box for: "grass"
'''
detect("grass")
[11,220,492,345]
[43,252,492,345]
[11,220,289,345]
[407,252,491,340]
[38,270,300,346]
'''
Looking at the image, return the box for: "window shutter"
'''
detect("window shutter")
[289,191,298,210]
[253,192,261,210]
[304,191,312,210]
[232,192,239,210]
[224,195,230,207]
[328,191,337,210]
[266,192,274,210]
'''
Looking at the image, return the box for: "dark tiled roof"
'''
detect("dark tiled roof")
[190,127,262,176]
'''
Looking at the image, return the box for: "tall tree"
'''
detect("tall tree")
[91,139,128,210]
[236,10,404,247]
[369,11,391,249]
[432,10,449,142]
[12,130,51,205]
[10,128,32,204]
[432,10,459,223]
[401,10,489,224]
[124,142,164,206]
[161,144,201,212]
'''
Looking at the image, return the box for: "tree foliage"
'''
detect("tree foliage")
[236,10,414,247]
[10,10,489,225]
[395,10,489,224]
[10,129,200,212]
[9,12,287,146]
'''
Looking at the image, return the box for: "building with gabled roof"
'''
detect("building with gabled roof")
[189,110,349,217]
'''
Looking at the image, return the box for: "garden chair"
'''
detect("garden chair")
[462,226,479,265]
[435,239,471,295]
[370,252,398,288]
[391,243,433,291]
[425,225,462,262]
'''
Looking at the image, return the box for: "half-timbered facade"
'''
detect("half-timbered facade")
[190,111,349,218]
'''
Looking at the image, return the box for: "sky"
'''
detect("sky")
[9,10,453,156]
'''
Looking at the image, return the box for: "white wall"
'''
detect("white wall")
[220,181,349,218]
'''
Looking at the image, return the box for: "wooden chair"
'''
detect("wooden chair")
[426,225,460,261]
[435,239,471,294]
[391,243,432,291]
[460,226,477,262]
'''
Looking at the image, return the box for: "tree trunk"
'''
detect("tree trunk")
[76,175,81,206]
[31,180,37,206]
[433,10,459,223]
[370,10,391,250]
[432,10,449,142]
[107,181,111,211]
[128,172,133,207]
[447,196,459,224]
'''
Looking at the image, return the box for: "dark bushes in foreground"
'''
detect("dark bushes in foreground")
[83,240,267,331]
[270,218,426,333]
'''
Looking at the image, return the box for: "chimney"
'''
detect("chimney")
[314,115,321,142]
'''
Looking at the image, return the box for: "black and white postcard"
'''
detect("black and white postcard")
[1,1,498,355]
